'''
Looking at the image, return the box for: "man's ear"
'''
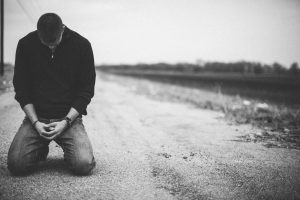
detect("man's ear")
[62,24,66,32]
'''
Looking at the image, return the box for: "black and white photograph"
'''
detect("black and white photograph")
[0,0,299,199]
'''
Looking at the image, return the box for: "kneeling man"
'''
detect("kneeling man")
[7,13,96,176]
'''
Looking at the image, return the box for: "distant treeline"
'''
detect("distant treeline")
[98,61,300,76]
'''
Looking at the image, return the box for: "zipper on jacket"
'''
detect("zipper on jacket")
[51,49,54,59]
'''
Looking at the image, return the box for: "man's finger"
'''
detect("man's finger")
[48,126,55,131]
[42,123,51,129]
[45,132,61,140]
[39,133,53,140]
[42,130,57,137]
[41,130,54,135]
[42,126,54,132]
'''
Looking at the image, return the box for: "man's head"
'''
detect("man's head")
[37,13,65,49]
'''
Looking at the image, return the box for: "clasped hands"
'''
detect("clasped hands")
[34,120,68,140]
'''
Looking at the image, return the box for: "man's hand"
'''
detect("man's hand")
[41,120,68,140]
[34,121,55,140]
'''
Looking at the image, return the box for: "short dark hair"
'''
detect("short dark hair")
[37,13,63,44]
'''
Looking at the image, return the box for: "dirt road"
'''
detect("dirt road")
[0,72,299,200]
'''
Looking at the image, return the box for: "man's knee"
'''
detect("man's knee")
[70,156,96,175]
[7,153,32,176]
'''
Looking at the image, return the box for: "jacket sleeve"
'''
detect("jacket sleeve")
[13,40,33,108]
[72,41,96,115]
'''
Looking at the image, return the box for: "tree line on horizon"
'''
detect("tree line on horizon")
[3,60,300,76]
[99,61,300,76]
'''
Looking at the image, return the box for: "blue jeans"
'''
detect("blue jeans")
[7,117,96,176]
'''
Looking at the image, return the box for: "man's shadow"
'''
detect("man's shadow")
[34,157,71,175]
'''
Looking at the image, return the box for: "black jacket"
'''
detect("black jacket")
[13,27,96,118]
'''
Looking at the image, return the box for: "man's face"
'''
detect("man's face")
[39,25,65,49]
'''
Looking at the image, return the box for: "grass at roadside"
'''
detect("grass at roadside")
[0,65,14,95]
[99,71,300,150]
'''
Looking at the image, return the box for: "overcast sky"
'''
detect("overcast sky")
[4,0,300,67]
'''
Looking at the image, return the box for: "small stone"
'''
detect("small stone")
[283,128,290,133]
[190,152,196,156]
[236,181,243,187]
[243,100,251,106]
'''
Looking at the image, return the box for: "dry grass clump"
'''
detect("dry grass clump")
[225,99,300,149]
